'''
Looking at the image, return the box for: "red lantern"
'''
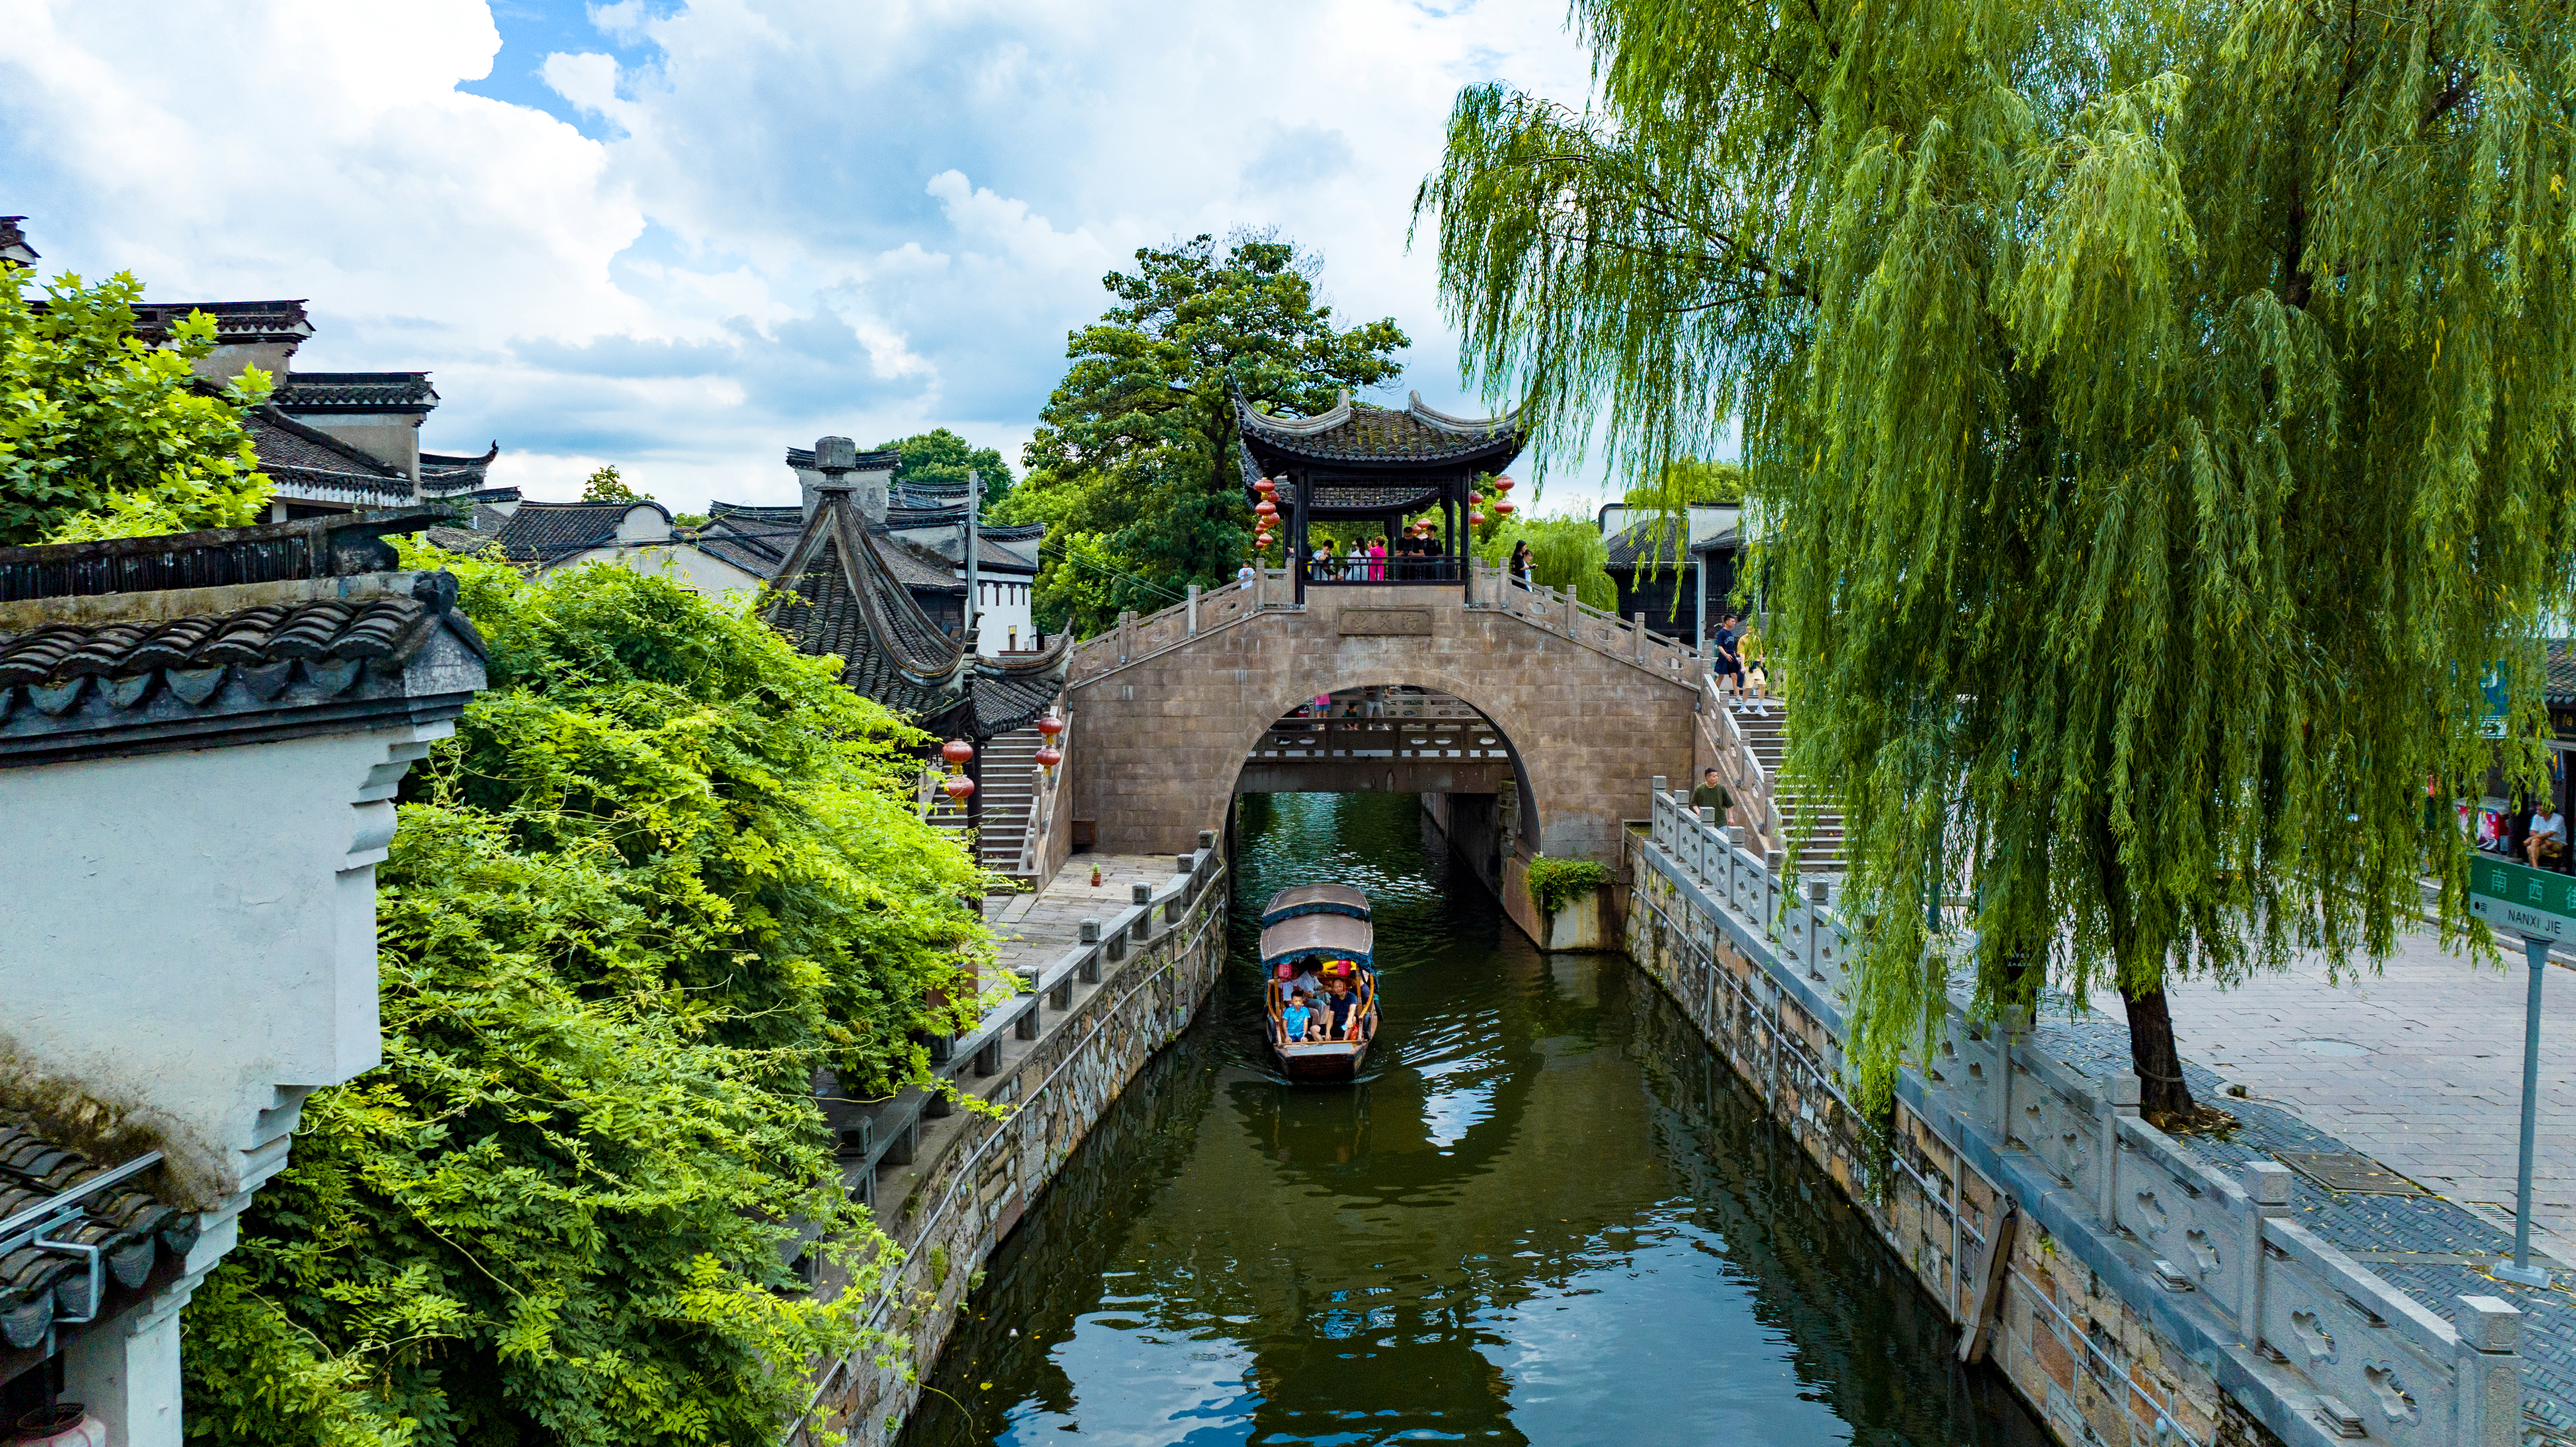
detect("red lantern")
[1468,510,1486,526]
[1034,745,1063,771]
[1253,498,1278,518]
[941,738,974,767]
[1254,477,1277,497]
[1494,500,1516,516]
[1492,475,1515,492]
[1035,714,1065,739]
[942,774,976,805]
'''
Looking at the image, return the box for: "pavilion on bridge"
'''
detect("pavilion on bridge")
[1233,389,1523,605]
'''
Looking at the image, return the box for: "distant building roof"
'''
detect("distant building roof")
[2548,640,2576,706]
[784,446,901,473]
[485,500,670,565]
[243,408,418,506]
[273,372,438,415]
[419,444,500,494]
[1602,516,1740,572]
[763,489,1066,739]
[0,216,36,268]
[128,298,312,348]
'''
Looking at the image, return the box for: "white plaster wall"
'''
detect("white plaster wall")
[977,576,1036,655]
[0,724,446,1199]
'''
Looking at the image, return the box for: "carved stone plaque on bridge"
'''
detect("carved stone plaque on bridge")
[1334,607,1434,637]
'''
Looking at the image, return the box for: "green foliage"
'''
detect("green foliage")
[0,269,273,544]
[1474,513,1616,610]
[183,556,993,1446]
[876,427,1015,513]
[1015,232,1408,636]
[1421,0,2576,1113]
[1524,856,1614,915]
[1625,458,1743,511]
[579,465,638,503]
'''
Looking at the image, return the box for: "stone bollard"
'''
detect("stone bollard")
[2455,1296,2523,1447]
[1131,883,1153,941]
[2235,1159,2290,1330]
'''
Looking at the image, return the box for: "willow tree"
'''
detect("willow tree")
[1418,0,2576,1119]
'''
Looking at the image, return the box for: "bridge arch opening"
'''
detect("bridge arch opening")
[1221,680,1540,893]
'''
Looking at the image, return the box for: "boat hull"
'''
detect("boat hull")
[1272,1039,1369,1082]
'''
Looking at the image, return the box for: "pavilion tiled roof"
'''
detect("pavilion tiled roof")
[1235,389,1522,468]
[274,372,438,415]
[2547,640,2576,706]
[0,1115,198,1352]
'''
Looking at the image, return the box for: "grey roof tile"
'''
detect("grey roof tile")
[0,1112,196,1343]
[273,372,438,414]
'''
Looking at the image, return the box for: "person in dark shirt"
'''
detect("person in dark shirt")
[1690,767,1734,825]
[1321,975,1368,1041]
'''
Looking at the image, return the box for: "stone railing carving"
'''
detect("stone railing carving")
[1642,785,2526,1447]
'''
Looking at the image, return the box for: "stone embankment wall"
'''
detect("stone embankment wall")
[1626,788,2528,1447]
[785,845,1231,1447]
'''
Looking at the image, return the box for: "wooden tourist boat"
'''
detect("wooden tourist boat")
[1258,884,1379,1082]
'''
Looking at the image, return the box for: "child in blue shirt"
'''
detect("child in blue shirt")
[1282,990,1315,1045]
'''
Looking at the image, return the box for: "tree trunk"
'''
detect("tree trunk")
[2120,983,2196,1119]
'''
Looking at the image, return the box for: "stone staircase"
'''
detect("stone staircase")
[930,726,1049,883]
[1728,702,1847,876]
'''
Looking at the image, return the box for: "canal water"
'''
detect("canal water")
[902,792,2046,1447]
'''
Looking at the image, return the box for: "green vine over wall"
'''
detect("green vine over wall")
[1524,855,1613,916]
[182,549,999,1447]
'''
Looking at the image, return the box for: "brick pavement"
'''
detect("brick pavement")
[986,853,1178,977]
[2049,932,2576,1441]
[2098,928,2575,1250]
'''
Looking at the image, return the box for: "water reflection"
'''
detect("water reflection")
[902,793,2044,1447]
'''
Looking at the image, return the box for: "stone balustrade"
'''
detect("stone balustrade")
[1639,784,2525,1447]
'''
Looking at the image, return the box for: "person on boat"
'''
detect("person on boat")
[1321,975,1372,1041]
[1282,989,1315,1046]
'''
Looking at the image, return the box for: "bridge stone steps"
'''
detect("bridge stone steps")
[1726,702,1847,874]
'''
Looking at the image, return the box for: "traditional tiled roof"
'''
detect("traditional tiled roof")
[0,1117,198,1352]
[0,509,488,766]
[1,216,41,269]
[0,508,451,603]
[911,529,1039,575]
[763,489,1067,738]
[244,409,419,505]
[1601,514,1741,572]
[488,501,670,565]
[884,505,968,529]
[128,299,311,347]
[709,501,805,528]
[419,444,500,493]
[979,522,1045,543]
[879,536,967,593]
[0,594,450,690]
[784,446,901,473]
[1236,389,1522,469]
[274,372,438,415]
[2547,640,2576,706]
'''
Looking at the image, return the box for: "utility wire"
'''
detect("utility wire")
[1032,535,1191,606]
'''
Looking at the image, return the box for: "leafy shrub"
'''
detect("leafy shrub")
[1524,855,1614,915]
[183,555,994,1447]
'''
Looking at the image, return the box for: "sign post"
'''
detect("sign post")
[2467,856,2562,1287]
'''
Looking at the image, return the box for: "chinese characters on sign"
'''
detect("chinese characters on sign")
[2468,857,2576,940]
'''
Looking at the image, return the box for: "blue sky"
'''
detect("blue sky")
[1,0,1626,514]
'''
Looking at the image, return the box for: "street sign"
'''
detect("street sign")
[2468,855,2576,940]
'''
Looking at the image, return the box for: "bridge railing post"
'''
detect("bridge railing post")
[1187,583,1200,637]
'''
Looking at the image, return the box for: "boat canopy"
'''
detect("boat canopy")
[1260,883,1372,927]
[1258,913,1374,969]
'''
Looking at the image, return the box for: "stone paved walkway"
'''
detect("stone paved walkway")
[986,853,1179,977]
[2049,930,2576,1441]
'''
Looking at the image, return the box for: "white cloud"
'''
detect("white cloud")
[0,0,1614,512]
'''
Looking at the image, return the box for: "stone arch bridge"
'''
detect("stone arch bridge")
[1064,564,1706,863]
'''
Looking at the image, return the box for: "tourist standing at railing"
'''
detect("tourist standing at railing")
[1509,540,1533,585]
[1368,536,1387,581]
[1312,539,1335,582]
[1692,766,1735,830]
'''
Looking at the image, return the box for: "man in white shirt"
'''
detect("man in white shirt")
[2527,802,2567,872]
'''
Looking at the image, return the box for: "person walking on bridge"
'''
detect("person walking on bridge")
[1692,767,1735,829]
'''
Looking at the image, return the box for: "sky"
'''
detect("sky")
[0,0,1625,517]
